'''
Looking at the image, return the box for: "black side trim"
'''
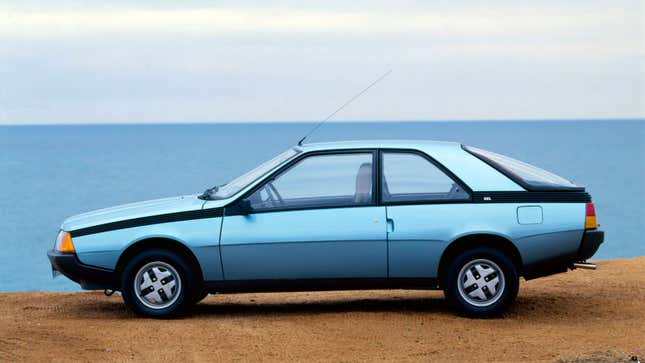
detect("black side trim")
[48,250,115,290]
[204,278,439,294]
[472,191,591,203]
[69,208,224,237]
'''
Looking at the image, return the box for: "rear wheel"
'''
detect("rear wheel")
[120,249,198,317]
[443,247,519,318]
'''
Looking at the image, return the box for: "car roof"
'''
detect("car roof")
[297,139,462,152]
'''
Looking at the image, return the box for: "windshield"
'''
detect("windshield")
[464,145,581,191]
[204,148,300,200]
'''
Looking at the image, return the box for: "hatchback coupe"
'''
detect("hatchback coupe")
[48,140,603,317]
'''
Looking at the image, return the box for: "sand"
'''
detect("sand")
[1,257,643,362]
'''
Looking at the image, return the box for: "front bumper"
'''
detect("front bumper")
[47,250,115,290]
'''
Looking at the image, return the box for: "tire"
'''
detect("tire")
[443,247,519,318]
[120,249,198,317]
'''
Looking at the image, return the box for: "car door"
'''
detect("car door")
[220,151,388,281]
[381,150,471,278]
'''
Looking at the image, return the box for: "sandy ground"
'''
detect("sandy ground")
[0,258,643,362]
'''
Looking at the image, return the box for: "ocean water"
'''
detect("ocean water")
[0,120,643,292]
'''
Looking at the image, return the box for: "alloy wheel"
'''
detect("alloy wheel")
[134,261,182,310]
[457,258,505,307]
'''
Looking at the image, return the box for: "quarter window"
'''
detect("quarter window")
[245,153,374,211]
[381,152,470,203]
[464,145,580,191]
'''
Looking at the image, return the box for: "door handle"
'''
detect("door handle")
[386,218,395,232]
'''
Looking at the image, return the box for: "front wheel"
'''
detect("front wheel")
[443,247,519,318]
[120,249,198,317]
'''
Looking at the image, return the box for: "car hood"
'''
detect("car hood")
[61,195,213,232]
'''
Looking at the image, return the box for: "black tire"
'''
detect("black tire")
[443,247,519,318]
[120,249,198,318]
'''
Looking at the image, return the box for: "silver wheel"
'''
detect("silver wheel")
[134,261,182,310]
[457,258,505,307]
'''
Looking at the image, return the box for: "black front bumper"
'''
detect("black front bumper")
[47,250,115,290]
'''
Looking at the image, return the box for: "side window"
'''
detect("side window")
[246,153,374,211]
[381,152,470,203]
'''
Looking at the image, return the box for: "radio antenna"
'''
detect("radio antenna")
[297,69,392,146]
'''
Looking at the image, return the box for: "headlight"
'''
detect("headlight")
[54,231,75,253]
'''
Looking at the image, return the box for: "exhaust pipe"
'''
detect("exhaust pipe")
[573,262,597,270]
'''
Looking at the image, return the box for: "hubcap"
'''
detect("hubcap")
[457,259,505,307]
[134,261,181,310]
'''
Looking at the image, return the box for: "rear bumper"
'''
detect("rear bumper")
[47,250,115,290]
[523,229,604,280]
[577,229,604,261]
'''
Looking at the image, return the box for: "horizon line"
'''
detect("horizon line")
[1,117,643,126]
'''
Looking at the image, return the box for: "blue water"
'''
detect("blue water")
[1,120,643,292]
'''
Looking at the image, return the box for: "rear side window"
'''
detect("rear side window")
[464,145,581,191]
[381,152,470,203]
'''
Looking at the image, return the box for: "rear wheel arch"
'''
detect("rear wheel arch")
[114,237,203,290]
[438,233,522,287]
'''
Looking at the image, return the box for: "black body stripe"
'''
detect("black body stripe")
[69,208,224,237]
[471,191,591,203]
[70,190,587,237]
[69,192,588,237]
[68,146,590,237]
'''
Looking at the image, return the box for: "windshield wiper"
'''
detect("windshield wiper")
[198,185,219,200]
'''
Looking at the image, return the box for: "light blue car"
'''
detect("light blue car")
[48,140,604,317]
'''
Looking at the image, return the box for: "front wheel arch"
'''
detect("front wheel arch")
[114,237,203,290]
[437,233,522,288]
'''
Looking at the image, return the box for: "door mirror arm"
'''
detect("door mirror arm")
[238,199,253,215]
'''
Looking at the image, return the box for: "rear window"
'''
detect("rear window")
[464,145,582,191]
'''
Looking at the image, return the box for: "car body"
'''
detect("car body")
[48,140,604,317]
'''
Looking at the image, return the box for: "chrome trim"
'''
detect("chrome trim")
[573,262,597,270]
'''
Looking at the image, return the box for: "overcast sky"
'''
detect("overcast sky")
[0,0,643,124]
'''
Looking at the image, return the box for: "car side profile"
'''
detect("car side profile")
[48,140,604,318]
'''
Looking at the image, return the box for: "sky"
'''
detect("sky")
[0,0,643,124]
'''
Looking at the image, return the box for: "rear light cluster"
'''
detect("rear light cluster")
[585,202,598,229]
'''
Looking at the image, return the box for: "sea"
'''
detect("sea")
[0,120,643,292]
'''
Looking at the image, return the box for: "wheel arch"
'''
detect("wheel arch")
[114,237,204,290]
[437,233,523,287]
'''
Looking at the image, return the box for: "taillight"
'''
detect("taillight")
[585,202,598,229]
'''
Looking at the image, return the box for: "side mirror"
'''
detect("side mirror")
[238,199,253,215]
